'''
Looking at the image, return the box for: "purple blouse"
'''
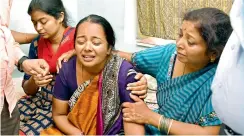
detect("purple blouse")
[53,56,137,134]
[53,56,136,103]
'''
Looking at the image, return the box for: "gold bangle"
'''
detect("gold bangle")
[167,119,173,135]
[164,117,170,134]
[159,115,171,134]
[158,115,163,130]
[159,115,166,132]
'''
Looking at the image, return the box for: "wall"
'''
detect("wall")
[77,0,145,52]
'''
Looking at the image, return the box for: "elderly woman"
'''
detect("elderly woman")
[41,14,145,135]
[119,8,233,135]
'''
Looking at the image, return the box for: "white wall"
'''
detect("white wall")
[77,0,144,52]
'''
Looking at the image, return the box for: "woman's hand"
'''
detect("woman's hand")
[33,74,53,87]
[122,94,152,124]
[127,73,147,99]
[137,37,157,45]
[56,49,76,73]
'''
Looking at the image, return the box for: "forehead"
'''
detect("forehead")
[181,21,200,32]
[77,22,105,36]
[181,21,204,38]
[30,10,53,21]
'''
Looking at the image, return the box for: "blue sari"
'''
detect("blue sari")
[132,44,221,135]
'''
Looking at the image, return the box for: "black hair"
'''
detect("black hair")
[28,0,68,27]
[184,8,233,63]
[74,14,116,49]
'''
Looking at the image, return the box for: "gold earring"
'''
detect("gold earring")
[210,58,215,63]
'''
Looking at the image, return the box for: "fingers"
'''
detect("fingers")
[127,74,148,98]
[56,64,60,74]
[56,50,75,73]
[31,59,49,76]
[131,89,147,96]
[123,117,133,122]
[138,38,155,45]
[134,73,144,80]
[139,94,147,99]
[123,112,131,119]
[39,59,49,76]
[31,66,46,76]
[127,74,147,90]
[122,102,133,108]
[129,93,142,102]
[127,81,148,97]
[57,54,66,72]
[127,81,145,89]
[122,107,131,113]
[122,110,134,122]
[129,85,147,92]
[35,79,52,87]
[29,69,39,76]
[34,74,53,87]
[131,89,148,99]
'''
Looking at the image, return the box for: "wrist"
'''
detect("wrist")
[146,110,160,126]
[150,112,162,128]
[70,49,76,55]
[30,76,38,86]
[17,56,29,72]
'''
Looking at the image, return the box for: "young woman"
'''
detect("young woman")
[41,14,145,135]
[17,0,75,134]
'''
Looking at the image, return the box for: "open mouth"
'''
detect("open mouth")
[82,55,95,62]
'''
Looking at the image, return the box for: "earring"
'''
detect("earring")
[210,58,215,63]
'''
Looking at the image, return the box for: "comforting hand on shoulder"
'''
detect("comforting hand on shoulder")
[56,49,76,73]
[127,73,148,99]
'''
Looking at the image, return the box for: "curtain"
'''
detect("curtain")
[137,0,233,40]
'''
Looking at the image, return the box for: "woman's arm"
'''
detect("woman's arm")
[21,37,52,95]
[22,77,39,95]
[113,50,133,62]
[124,120,145,135]
[52,98,82,135]
[121,67,145,134]
[147,111,220,135]
[168,119,220,135]
[116,45,172,77]
[11,30,38,44]
[122,94,220,135]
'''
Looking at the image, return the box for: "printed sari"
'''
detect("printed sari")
[41,55,137,135]
[18,27,75,135]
